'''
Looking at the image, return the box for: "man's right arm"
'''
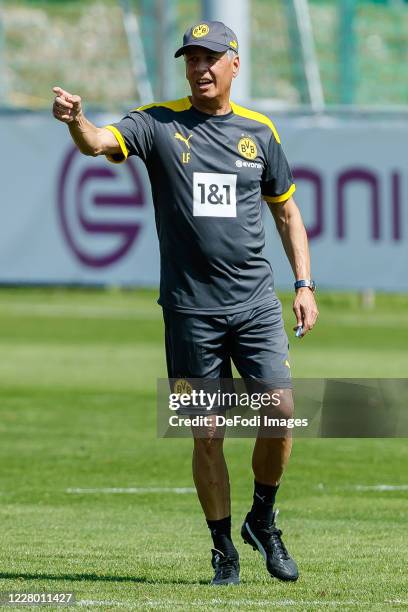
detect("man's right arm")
[52,86,120,157]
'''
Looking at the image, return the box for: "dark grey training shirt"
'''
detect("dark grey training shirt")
[105,97,296,314]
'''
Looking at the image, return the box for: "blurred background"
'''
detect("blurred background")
[1,0,408,109]
[1,2,407,606]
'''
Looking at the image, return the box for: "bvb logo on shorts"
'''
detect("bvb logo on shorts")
[173,378,193,395]
[192,23,209,38]
[238,137,258,160]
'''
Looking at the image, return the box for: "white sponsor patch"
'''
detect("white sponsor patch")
[193,172,237,217]
[235,159,262,169]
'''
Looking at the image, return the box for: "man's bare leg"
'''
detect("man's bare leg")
[252,388,294,485]
[252,436,292,485]
[241,388,299,581]
[191,417,239,577]
[192,430,230,520]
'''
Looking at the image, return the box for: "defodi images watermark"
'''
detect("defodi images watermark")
[157,378,408,438]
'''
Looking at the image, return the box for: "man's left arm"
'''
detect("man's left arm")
[268,196,319,337]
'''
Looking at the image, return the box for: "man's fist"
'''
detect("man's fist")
[52,86,82,123]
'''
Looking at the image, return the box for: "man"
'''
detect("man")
[52,20,318,586]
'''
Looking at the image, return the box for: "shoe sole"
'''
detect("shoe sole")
[241,521,298,582]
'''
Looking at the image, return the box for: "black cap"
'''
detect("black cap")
[174,21,239,58]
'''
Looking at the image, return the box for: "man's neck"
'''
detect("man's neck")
[189,95,231,116]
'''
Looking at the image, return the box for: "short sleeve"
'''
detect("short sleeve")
[261,133,296,203]
[104,110,154,164]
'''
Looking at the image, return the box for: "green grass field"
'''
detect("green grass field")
[0,289,407,611]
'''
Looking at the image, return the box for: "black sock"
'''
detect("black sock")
[206,516,237,556]
[250,480,279,523]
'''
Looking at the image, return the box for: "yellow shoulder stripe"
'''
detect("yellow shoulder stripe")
[133,97,192,113]
[230,101,281,144]
[263,183,296,204]
[103,125,128,164]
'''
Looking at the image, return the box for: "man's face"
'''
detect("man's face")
[184,46,239,102]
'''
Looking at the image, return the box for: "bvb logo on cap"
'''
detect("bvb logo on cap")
[238,137,258,160]
[192,23,209,38]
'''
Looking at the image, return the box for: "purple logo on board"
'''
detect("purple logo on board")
[292,166,403,242]
[57,147,146,267]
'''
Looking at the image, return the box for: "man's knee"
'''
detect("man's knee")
[262,388,294,420]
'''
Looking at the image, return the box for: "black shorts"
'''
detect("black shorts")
[163,295,291,389]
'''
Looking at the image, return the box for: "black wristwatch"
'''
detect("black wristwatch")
[294,279,316,292]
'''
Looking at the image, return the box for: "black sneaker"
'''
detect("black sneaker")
[241,509,299,581]
[210,548,240,585]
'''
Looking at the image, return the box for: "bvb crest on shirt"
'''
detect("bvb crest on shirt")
[238,136,258,160]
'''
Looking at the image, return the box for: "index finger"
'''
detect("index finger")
[52,86,72,99]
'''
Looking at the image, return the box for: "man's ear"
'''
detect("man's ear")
[232,55,240,79]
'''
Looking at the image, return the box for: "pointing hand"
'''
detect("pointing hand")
[52,86,82,124]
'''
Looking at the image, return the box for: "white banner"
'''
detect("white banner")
[0,111,406,290]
